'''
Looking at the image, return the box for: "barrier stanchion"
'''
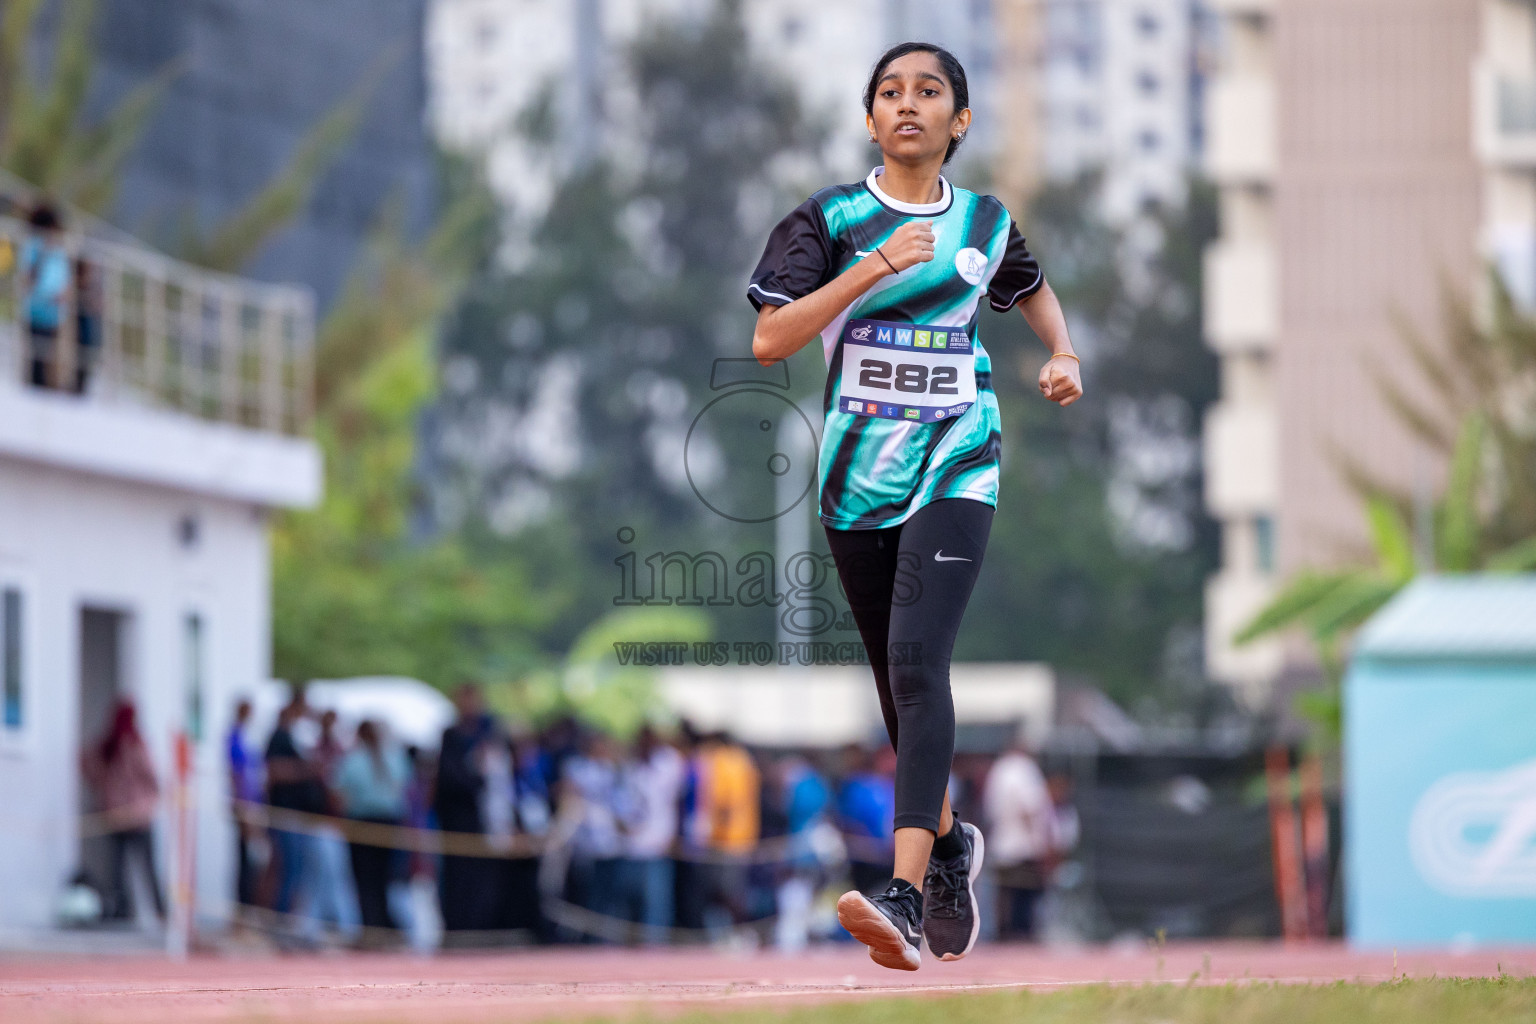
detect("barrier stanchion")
[1265,745,1307,943]
[168,731,194,958]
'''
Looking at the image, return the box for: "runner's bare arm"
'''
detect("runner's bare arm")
[1018,280,1083,407]
[753,221,936,365]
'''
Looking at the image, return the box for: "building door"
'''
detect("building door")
[78,606,130,901]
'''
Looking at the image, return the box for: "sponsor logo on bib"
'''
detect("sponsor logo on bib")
[903,408,920,420]
[850,324,872,341]
[955,247,987,285]
[876,327,892,343]
[933,332,948,349]
[914,331,931,348]
[895,329,912,346]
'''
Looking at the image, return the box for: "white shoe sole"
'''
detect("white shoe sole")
[925,822,985,962]
[836,891,921,971]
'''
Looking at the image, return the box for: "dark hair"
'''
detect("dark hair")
[27,201,61,232]
[863,42,970,164]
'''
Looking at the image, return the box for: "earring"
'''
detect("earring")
[955,130,967,142]
[869,133,877,143]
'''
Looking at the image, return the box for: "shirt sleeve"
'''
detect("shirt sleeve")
[987,220,1045,311]
[747,197,835,311]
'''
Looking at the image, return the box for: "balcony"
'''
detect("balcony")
[1474,60,1536,168]
[1204,399,1278,518]
[0,216,313,436]
[1205,75,1276,184]
[1204,239,1278,353]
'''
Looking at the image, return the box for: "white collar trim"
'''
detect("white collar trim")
[865,166,952,215]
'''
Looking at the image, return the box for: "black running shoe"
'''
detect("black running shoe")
[922,821,985,961]
[836,883,923,971]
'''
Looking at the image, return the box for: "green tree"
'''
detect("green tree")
[430,0,828,654]
[957,175,1221,707]
[269,162,564,688]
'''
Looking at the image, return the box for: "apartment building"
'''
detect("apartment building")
[1039,0,1201,222]
[1203,0,1490,703]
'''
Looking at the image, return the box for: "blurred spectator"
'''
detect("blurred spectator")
[696,730,760,930]
[304,707,359,942]
[673,721,708,930]
[334,719,409,938]
[619,725,684,943]
[1048,772,1080,863]
[265,697,327,929]
[226,698,263,907]
[984,732,1052,941]
[561,730,628,934]
[773,753,833,952]
[72,255,100,393]
[837,744,895,896]
[433,682,499,936]
[81,699,165,923]
[21,202,68,389]
[495,728,551,939]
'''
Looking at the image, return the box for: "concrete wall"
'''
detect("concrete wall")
[1275,0,1481,570]
[0,456,271,931]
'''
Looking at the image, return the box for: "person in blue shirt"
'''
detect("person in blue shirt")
[334,719,410,935]
[22,202,70,389]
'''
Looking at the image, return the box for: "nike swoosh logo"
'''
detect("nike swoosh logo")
[934,551,971,562]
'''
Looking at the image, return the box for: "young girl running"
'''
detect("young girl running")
[747,42,1082,970]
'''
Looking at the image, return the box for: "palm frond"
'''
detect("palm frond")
[56,58,182,213]
[185,48,401,272]
[1364,494,1416,582]
[0,0,46,155]
[1437,413,1485,572]
[4,0,96,188]
[1234,571,1356,646]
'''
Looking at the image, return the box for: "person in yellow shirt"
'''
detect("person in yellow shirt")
[695,731,760,928]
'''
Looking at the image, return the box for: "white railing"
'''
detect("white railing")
[0,217,314,436]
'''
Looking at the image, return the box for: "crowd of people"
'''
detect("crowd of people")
[80,684,1077,949]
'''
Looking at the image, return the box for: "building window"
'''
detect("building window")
[1137,70,1160,95]
[184,612,204,743]
[1138,129,1161,151]
[1136,11,1160,35]
[1255,515,1276,575]
[3,588,21,729]
[476,18,497,47]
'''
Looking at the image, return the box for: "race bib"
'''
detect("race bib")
[838,318,976,423]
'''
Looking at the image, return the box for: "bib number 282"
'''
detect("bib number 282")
[857,359,960,396]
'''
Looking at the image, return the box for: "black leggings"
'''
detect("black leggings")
[825,498,992,834]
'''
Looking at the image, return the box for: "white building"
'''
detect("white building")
[1039,0,1201,221]
[0,218,319,937]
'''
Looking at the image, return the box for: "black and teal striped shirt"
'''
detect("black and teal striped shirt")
[748,167,1044,530]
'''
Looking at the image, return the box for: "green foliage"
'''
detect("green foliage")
[489,607,712,737]
[429,0,828,656]
[0,0,179,212]
[271,165,557,692]
[955,175,1221,704]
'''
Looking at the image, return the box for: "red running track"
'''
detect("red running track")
[3,941,1534,1023]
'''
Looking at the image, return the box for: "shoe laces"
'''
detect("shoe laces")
[926,857,969,919]
[878,884,921,925]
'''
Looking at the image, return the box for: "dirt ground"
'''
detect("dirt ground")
[4,941,1533,1023]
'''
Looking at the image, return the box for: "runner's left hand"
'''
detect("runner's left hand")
[1039,357,1082,407]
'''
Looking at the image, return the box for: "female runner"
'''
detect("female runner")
[747,42,1082,970]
